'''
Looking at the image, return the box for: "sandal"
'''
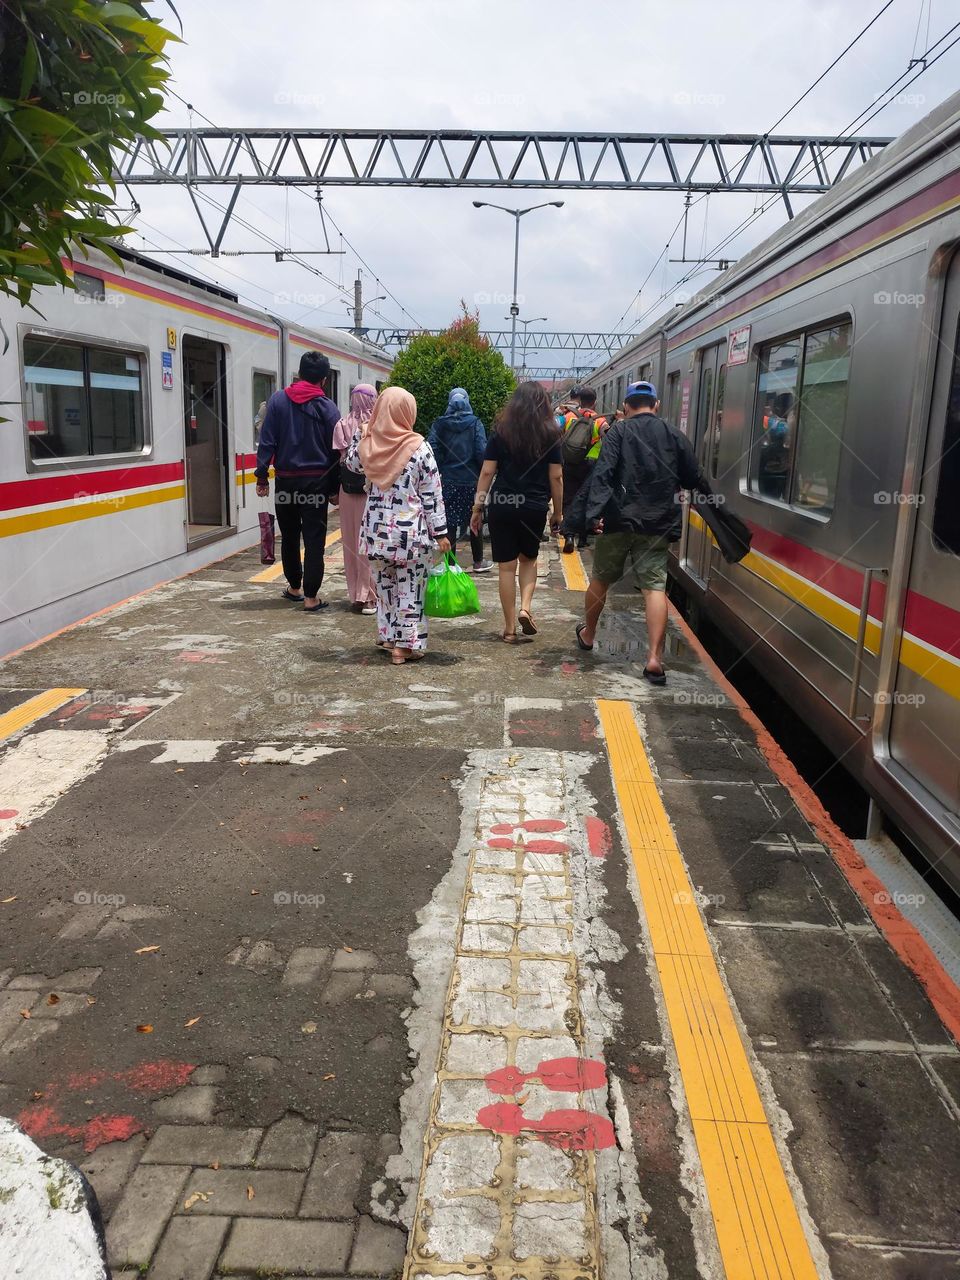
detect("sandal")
[501,632,518,644]
[518,610,538,636]
[575,623,594,651]
[303,600,329,613]
[282,588,304,602]
[642,665,667,686]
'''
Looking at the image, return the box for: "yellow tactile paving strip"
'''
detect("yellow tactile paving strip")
[597,698,820,1279]
[0,689,87,741]
[556,540,588,592]
[248,527,342,583]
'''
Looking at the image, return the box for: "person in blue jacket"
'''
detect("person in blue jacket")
[255,351,341,610]
[426,388,493,573]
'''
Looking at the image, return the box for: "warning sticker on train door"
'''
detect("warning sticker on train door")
[727,324,751,366]
[161,351,174,390]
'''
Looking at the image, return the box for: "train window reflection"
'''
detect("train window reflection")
[750,322,850,515]
[24,336,145,463]
[252,370,276,444]
[932,315,960,554]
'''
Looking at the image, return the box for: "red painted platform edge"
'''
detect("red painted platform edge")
[667,601,960,1047]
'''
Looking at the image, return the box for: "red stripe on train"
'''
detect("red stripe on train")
[65,260,279,338]
[0,462,185,512]
[742,518,960,660]
[669,168,960,352]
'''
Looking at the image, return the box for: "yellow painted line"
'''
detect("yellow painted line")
[557,538,589,592]
[0,485,185,539]
[597,698,819,1280]
[248,527,342,583]
[0,688,87,741]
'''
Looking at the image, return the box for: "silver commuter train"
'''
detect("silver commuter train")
[589,90,960,891]
[0,245,392,656]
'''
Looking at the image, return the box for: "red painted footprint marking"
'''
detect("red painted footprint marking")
[477,1101,616,1151]
[485,1056,607,1095]
[487,818,569,855]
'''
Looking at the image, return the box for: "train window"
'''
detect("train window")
[749,321,850,515]
[932,314,960,553]
[24,335,145,463]
[326,369,340,409]
[666,371,681,424]
[252,371,276,444]
[709,364,726,479]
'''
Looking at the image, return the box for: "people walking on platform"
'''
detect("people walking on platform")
[255,351,341,612]
[560,386,607,554]
[574,381,703,684]
[426,388,493,574]
[470,382,563,643]
[347,387,450,666]
[332,383,378,614]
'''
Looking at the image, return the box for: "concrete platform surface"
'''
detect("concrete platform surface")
[0,528,957,1280]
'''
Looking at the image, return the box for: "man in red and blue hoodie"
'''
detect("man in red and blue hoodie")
[256,352,341,611]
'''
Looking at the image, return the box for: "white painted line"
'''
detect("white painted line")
[0,730,110,848]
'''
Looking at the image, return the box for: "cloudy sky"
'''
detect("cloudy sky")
[130,0,960,374]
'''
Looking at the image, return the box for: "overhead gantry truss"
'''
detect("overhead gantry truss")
[115,127,894,246]
[361,329,635,355]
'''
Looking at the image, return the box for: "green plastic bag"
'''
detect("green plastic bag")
[425,553,482,618]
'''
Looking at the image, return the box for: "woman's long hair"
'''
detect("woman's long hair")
[492,382,559,467]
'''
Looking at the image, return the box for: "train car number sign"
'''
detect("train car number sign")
[727,324,751,366]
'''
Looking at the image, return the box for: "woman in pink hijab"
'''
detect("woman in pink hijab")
[333,384,378,612]
[345,387,450,664]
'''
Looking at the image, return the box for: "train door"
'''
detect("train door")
[682,342,723,584]
[887,251,960,826]
[183,336,232,544]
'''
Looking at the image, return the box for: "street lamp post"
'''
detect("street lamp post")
[512,316,546,383]
[473,201,563,370]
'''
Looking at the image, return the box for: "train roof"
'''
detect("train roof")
[593,88,960,374]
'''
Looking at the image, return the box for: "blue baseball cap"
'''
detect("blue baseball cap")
[625,380,657,400]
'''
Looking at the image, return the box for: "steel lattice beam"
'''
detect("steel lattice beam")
[115,128,893,239]
[359,329,634,355]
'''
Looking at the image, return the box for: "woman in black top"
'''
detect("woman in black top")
[470,383,564,642]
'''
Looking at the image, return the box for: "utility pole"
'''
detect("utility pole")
[353,275,363,338]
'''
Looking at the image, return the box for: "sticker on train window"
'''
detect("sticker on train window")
[727,325,751,366]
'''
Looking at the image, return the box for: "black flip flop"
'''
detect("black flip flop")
[643,665,667,686]
[575,623,594,651]
[303,600,329,613]
[282,589,304,602]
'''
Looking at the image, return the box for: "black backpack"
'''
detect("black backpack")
[562,414,594,467]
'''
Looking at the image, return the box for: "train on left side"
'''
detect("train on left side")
[0,245,393,657]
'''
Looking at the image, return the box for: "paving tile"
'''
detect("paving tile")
[0,990,38,1043]
[256,1114,318,1169]
[299,1132,369,1218]
[31,991,91,1018]
[219,1219,354,1274]
[368,973,413,1000]
[191,1064,228,1084]
[141,1125,261,1167]
[283,945,331,986]
[177,1167,304,1216]
[243,938,284,971]
[1,1018,57,1055]
[107,1164,190,1267]
[80,1134,147,1220]
[322,972,366,1004]
[331,948,378,971]
[7,967,101,990]
[348,1216,406,1275]
[152,1084,218,1123]
[148,1214,230,1280]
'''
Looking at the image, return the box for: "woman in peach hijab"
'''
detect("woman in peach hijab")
[345,387,450,665]
[332,383,377,613]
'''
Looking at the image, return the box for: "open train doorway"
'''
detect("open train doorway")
[183,335,233,545]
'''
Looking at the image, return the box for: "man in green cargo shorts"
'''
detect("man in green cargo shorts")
[574,381,704,685]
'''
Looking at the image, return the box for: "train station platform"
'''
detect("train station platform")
[0,523,958,1280]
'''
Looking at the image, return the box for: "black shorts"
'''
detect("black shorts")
[487,503,548,562]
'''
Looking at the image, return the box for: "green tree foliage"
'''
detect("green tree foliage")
[0,0,178,309]
[388,307,516,434]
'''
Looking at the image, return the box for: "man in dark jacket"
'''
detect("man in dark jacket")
[574,381,703,684]
[255,351,340,611]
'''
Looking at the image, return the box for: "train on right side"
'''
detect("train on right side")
[589,90,960,893]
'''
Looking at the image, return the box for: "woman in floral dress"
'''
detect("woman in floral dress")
[332,383,378,613]
[345,387,450,665]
